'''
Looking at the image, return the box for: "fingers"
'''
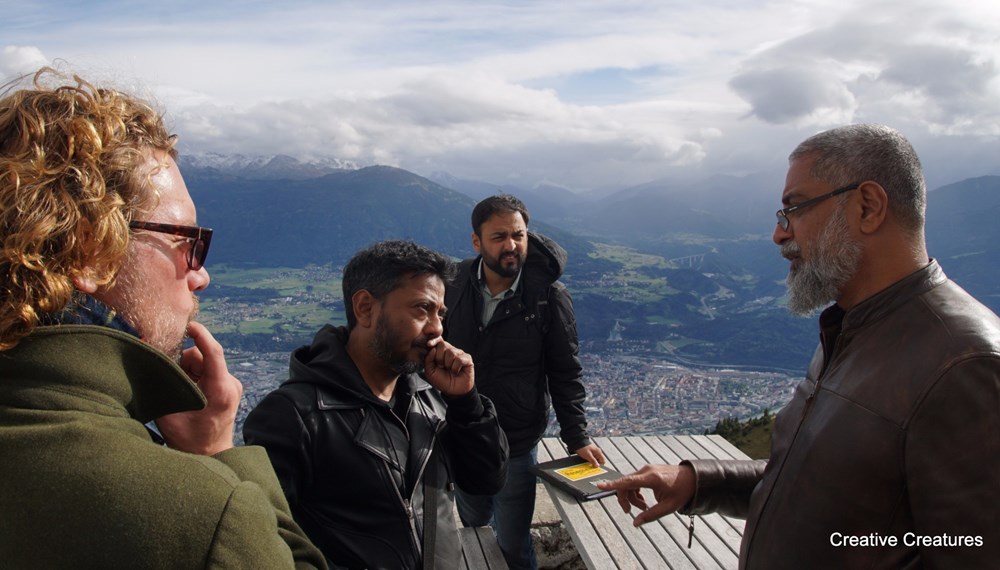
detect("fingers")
[431,341,472,374]
[180,321,242,403]
[613,488,648,516]
[609,481,667,528]
[184,321,225,378]
[576,444,603,467]
[614,489,632,515]
[597,464,689,526]
[424,339,470,373]
[631,500,674,527]
[180,345,205,382]
[157,322,241,456]
[580,444,605,467]
[597,469,648,492]
[423,339,474,396]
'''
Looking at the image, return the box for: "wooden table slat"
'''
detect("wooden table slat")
[652,436,746,543]
[580,497,646,569]
[538,438,623,569]
[541,439,648,569]
[619,436,734,569]
[599,437,713,570]
[476,527,509,569]
[705,434,755,460]
[460,526,510,570]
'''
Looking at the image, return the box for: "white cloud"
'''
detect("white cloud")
[3,0,999,190]
[1,46,48,79]
[727,0,1000,137]
[730,66,857,125]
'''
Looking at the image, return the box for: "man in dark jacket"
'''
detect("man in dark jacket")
[0,68,325,569]
[244,240,509,569]
[599,124,1000,569]
[444,195,604,570]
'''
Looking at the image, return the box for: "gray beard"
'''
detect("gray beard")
[782,205,862,316]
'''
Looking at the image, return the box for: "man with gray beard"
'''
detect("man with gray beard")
[598,124,1000,569]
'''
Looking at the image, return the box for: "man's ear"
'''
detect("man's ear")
[71,270,99,294]
[471,231,481,254]
[352,289,377,329]
[857,181,889,234]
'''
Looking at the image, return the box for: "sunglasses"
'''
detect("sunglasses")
[128,221,213,270]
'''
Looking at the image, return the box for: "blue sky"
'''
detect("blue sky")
[3,0,998,192]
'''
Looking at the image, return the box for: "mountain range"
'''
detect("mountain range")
[181,153,1000,370]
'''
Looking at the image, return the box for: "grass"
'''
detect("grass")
[709,411,775,460]
[198,264,344,336]
[589,243,672,270]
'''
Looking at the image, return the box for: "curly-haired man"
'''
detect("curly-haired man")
[0,68,325,569]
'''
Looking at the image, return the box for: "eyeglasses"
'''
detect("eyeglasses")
[129,221,213,270]
[775,182,860,231]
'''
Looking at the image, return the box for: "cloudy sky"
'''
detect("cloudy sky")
[3,0,999,192]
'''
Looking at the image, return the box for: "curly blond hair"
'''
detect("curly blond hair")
[0,67,177,350]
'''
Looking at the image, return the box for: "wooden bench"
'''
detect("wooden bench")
[460,526,509,570]
[537,435,750,569]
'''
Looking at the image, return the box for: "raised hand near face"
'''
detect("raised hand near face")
[155,321,242,456]
[422,337,475,397]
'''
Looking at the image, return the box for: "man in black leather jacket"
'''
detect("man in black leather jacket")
[599,124,1000,569]
[444,195,603,570]
[245,240,509,569]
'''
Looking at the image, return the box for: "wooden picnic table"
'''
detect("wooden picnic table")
[537,435,749,570]
[460,526,509,569]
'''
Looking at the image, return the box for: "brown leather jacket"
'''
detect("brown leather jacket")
[683,261,1000,569]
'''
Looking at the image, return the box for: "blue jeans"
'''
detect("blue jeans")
[456,446,538,570]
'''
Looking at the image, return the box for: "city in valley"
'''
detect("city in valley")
[197,263,803,443]
[228,342,800,445]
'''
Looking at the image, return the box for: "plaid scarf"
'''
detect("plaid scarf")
[40,292,141,339]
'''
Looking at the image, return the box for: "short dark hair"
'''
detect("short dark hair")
[471,194,530,237]
[342,240,455,329]
[789,124,926,233]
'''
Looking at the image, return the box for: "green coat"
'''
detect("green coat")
[0,325,327,569]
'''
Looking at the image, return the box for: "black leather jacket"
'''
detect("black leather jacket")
[244,325,508,569]
[444,232,592,455]
[683,261,1000,569]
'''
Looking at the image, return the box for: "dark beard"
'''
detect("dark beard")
[483,251,523,278]
[370,312,425,375]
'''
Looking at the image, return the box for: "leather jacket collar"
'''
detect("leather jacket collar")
[832,259,944,334]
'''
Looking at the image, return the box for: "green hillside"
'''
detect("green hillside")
[707,410,775,459]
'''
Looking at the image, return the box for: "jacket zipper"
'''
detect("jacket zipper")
[385,393,448,556]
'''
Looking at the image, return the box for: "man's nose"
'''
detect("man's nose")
[773,221,792,246]
[426,311,444,337]
[190,266,211,292]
